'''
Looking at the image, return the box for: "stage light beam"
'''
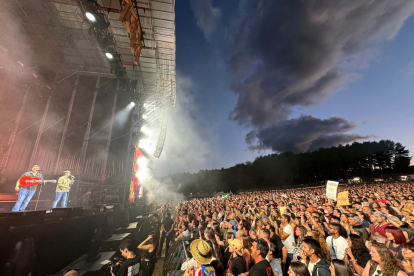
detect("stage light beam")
[105,53,114,59]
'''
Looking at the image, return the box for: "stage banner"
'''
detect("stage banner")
[337,191,350,206]
[326,180,339,200]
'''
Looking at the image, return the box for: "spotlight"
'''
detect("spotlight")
[143,103,147,108]
[138,140,153,153]
[105,53,114,59]
[137,157,147,167]
[142,114,146,119]
[85,12,96,22]
[140,126,148,133]
[136,169,148,180]
[130,102,135,106]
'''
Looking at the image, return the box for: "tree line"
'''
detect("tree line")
[163,140,412,195]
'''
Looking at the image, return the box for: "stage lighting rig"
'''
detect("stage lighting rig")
[77,0,126,78]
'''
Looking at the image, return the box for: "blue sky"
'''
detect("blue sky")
[154,0,414,176]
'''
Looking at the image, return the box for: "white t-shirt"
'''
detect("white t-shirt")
[308,258,320,275]
[282,224,295,254]
[325,235,348,260]
[182,229,190,237]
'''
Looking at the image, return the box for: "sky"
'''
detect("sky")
[153,0,414,176]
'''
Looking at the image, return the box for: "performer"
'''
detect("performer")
[12,165,44,212]
[52,170,74,208]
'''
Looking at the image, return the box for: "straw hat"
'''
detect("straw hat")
[229,239,243,256]
[190,239,213,265]
[402,207,413,214]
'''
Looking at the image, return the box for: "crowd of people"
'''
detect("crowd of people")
[162,182,414,276]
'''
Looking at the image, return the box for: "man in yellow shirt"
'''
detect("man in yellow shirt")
[52,170,74,208]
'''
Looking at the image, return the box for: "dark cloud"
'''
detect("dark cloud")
[227,0,414,126]
[247,115,371,153]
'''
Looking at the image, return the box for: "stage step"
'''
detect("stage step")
[101,233,131,251]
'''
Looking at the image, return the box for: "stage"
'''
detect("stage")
[0,202,155,275]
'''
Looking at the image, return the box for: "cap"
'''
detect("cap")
[376,199,388,204]
[351,215,362,223]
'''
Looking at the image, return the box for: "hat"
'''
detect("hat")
[190,240,213,265]
[229,239,243,256]
[374,211,387,218]
[402,207,413,213]
[376,199,388,204]
[351,215,362,224]
[64,170,71,174]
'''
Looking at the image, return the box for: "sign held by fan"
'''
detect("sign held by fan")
[326,180,339,200]
[337,191,350,206]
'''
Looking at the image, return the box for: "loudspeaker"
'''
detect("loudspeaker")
[83,205,104,216]
[102,213,113,239]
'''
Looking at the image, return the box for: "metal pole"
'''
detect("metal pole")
[54,73,79,175]
[0,85,30,176]
[76,75,100,204]
[34,183,43,211]
[29,73,58,167]
[79,75,100,173]
[101,79,119,181]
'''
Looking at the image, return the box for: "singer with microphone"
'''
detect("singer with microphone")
[52,170,74,208]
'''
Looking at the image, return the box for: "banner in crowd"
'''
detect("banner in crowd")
[337,191,350,206]
[326,180,339,200]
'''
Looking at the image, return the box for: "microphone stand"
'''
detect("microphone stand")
[34,182,44,211]
[65,177,75,207]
